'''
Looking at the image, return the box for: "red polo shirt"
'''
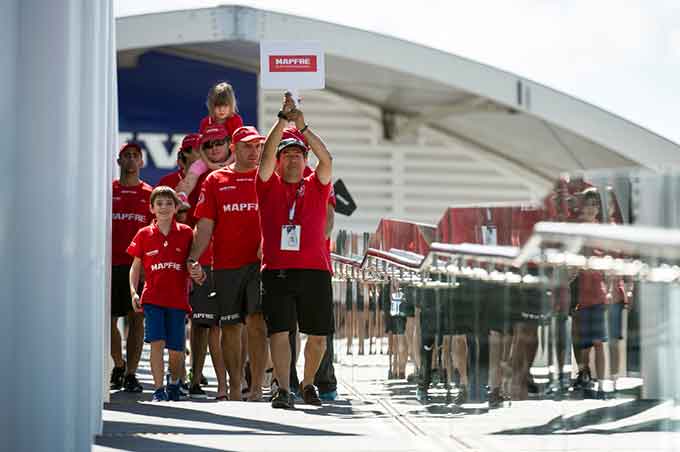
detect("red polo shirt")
[199,114,244,135]
[194,167,260,269]
[157,169,213,266]
[112,180,153,266]
[127,220,193,311]
[256,170,332,272]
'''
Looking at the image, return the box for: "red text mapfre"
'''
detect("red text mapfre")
[269,55,317,72]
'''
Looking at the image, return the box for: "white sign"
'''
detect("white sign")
[260,41,325,90]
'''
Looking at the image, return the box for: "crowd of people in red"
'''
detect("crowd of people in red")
[111,82,336,408]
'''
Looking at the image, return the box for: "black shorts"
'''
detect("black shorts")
[400,286,416,318]
[111,265,138,318]
[190,266,216,326]
[419,288,442,337]
[368,287,377,312]
[448,279,479,335]
[356,281,366,311]
[207,263,261,326]
[345,280,353,311]
[261,269,334,336]
[481,283,511,334]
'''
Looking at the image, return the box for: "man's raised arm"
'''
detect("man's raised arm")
[260,93,296,182]
[292,107,332,185]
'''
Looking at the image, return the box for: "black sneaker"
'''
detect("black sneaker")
[123,374,143,393]
[189,384,208,399]
[416,387,430,403]
[110,366,125,390]
[271,388,294,409]
[527,377,539,395]
[453,386,468,405]
[302,385,322,406]
[488,387,503,409]
[572,368,591,391]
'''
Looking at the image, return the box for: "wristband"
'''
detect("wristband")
[188,159,208,177]
[277,110,289,121]
[299,124,309,134]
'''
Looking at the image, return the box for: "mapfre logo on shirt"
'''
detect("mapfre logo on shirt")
[223,203,258,213]
[150,262,182,271]
[112,213,147,223]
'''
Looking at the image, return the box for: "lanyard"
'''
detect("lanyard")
[287,180,305,224]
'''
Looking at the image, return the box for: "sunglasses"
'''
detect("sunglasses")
[202,139,226,150]
[180,146,194,154]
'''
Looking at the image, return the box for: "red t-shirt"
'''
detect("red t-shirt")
[126,220,193,311]
[112,180,153,266]
[157,170,182,191]
[157,169,213,266]
[194,167,260,269]
[199,114,244,136]
[256,171,332,272]
[576,249,625,309]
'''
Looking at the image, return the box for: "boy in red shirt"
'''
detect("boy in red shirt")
[572,188,625,394]
[127,186,202,401]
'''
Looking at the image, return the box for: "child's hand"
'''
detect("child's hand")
[131,293,142,312]
[189,262,205,284]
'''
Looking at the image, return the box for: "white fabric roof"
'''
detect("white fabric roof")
[117,5,680,195]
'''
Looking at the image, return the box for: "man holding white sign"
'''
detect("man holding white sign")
[257,93,333,409]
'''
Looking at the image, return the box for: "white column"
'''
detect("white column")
[636,173,680,400]
[0,1,115,450]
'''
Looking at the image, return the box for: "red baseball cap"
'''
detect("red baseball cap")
[232,126,265,145]
[200,124,229,144]
[276,127,308,158]
[282,127,307,144]
[180,133,201,151]
[118,141,142,157]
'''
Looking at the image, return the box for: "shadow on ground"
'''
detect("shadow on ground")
[492,399,677,435]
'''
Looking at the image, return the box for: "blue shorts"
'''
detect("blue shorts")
[608,303,624,340]
[143,304,187,351]
[577,304,608,349]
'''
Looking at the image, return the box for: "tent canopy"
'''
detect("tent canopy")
[117,5,680,195]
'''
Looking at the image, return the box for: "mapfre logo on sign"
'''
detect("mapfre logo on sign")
[269,55,317,72]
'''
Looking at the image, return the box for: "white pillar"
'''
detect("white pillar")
[0,1,115,451]
[636,173,680,400]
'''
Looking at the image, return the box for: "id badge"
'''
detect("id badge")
[280,225,301,251]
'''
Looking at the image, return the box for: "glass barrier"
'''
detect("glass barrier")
[327,169,680,451]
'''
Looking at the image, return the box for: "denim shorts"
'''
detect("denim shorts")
[576,304,608,349]
[608,303,625,340]
[143,303,187,351]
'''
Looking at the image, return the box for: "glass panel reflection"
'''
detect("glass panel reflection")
[329,170,680,451]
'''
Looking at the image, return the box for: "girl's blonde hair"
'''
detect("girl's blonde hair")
[206,81,238,116]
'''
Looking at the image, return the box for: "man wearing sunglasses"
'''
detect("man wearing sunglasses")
[189,125,267,401]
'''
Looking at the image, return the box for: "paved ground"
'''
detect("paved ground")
[95,341,680,452]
